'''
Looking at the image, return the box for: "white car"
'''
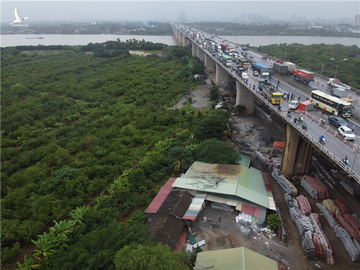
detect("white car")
[338,126,356,141]
[289,100,299,110]
[253,71,259,76]
[241,73,249,80]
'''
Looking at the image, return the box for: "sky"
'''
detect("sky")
[1,1,359,23]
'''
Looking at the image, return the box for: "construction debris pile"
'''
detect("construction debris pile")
[317,199,360,261]
[284,193,335,264]
[301,175,329,200]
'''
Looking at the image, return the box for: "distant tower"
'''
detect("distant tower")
[291,14,297,23]
[179,12,187,23]
[354,14,360,27]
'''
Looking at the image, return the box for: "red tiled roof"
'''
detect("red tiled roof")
[144,178,177,213]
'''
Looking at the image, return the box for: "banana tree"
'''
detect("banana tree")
[69,206,89,225]
[51,219,74,235]
[16,255,38,270]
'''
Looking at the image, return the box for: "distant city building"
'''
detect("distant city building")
[179,12,186,23]
[354,14,360,27]
[291,14,297,23]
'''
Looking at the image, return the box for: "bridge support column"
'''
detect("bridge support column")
[215,63,229,86]
[197,47,204,61]
[204,54,215,72]
[281,124,314,176]
[182,35,186,47]
[235,81,254,115]
[192,42,197,57]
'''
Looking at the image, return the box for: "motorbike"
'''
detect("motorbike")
[302,125,307,131]
[320,118,326,124]
[287,112,291,119]
[319,137,325,145]
[342,159,349,166]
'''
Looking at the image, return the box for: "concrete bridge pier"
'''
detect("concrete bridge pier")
[191,42,197,57]
[281,124,314,176]
[204,54,215,72]
[197,47,204,62]
[215,63,230,86]
[182,35,187,47]
[235,81,255,115]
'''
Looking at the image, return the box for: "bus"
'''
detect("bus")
[310,90,351,118]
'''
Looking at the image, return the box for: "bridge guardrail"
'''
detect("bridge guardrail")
[175,26,360,184]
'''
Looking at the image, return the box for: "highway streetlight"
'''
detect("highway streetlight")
[284,53,287,61]
[330,57,347,81]
[321,64,324,76]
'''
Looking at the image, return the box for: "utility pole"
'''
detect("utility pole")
[321,64,324,76]
[330,57,347,80]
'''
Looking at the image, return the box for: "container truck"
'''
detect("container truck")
[273,63,288,75]
[220,44,228,52]
[330,87,347,98]
[293,69,315,84]
[222,55,232,67]
[236,57,249,69]
[262,84,283,105]
[283,62,296,74]
[252,63,273,77]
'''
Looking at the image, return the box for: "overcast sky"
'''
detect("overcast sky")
[1,1,359,23]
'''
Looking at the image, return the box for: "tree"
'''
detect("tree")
[194,139,239,164]
[167,146,194,172]
[193,115,228,141]
[234,104,247,116]
[267,213,283,231]
[114,243,187,270]
[209,84,220,101]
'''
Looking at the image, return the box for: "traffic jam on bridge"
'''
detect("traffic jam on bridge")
[175,24,359,183]
[173,24,360,266]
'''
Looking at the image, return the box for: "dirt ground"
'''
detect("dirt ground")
[181,72,360,270]
[128,50,152,56]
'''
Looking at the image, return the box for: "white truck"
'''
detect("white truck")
[283,62,296,75]
[327,78,351,91]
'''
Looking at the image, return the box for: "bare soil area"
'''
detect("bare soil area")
[128,50,152,56]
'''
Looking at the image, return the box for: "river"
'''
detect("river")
[1,34,359,48]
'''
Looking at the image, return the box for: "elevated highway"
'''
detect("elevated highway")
[172,24,360,185]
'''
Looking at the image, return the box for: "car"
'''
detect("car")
[241,73,249,80]
[253,70,259,76]
[289,100,299,110]
[338,126,356,141]
[328,115,349,128]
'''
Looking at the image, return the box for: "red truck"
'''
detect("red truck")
[220,44,228,52]
[293,69,315,84]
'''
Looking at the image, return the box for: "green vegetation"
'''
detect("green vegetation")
[1,41,236,269]
[187,22,360,38]
[2,21,173,35]
[255,43,360,89]
[267,213,283,232]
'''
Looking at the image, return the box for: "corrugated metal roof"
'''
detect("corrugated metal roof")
[173,162,274,210]
[144,178,176,213]
[183,193,206,220]
[196,247,278,270]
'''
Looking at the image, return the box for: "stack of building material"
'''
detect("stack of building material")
[284,193,301,221]
[322,199,341,216]
[316,203,338,229]
[345,214,360,233]
[271,170,298,196]
[302,230,315,259]
[295,215,313,236]
[336,214,360,242]
[334,199,350,214]
[353,214,360,225]
[301,176,329,200]
[255,151,274,174]
[296,195,312,216]
[335,226,360,261]
[309,213,335,264]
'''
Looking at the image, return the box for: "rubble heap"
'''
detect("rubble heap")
[301,175,329,200]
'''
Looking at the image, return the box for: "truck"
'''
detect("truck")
[222,55,232,67]
[236,57,249,69]
[283,62,296,74]
[293,69,315,84]
[330,87,347,98]
[272,62,288,75]
[262,84,283,105]
[327,78,351,91]
[252,63,273,77]
[220,44,228,52]
[257,78,270,90]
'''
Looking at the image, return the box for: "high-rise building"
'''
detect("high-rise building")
[291,14,297,23]
[179,12,187,23]
[354,14,360,27]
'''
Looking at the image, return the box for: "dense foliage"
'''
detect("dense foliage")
[1,42,234,269]
[256,43,360,89]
